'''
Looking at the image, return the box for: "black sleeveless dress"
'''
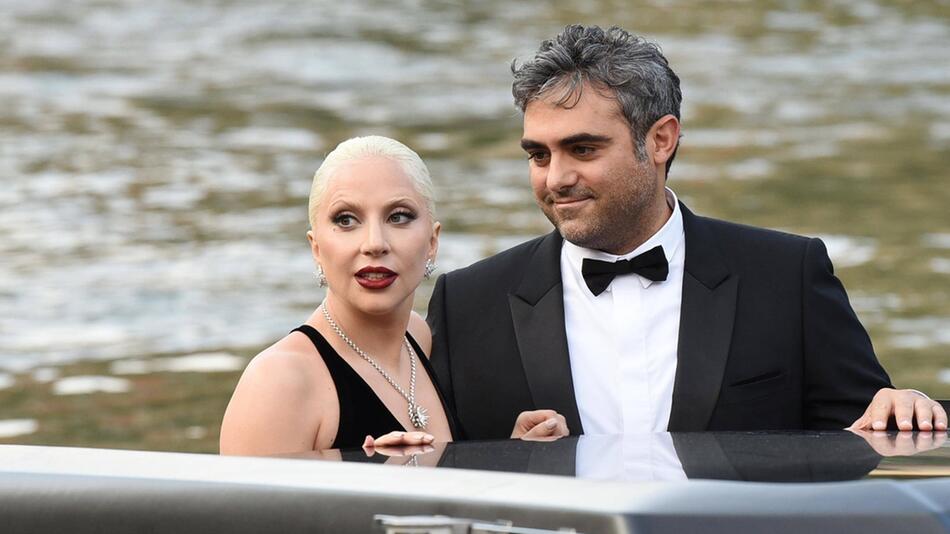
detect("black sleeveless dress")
[292,325,459,450]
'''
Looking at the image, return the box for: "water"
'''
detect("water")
[1,0,948,449]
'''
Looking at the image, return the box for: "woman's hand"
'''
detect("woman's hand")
[362,431,435,457]
[511,409,569,441]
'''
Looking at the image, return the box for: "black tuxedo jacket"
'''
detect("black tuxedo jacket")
[427,203,892,440]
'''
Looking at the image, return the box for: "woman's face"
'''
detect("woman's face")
[308,156,439,317]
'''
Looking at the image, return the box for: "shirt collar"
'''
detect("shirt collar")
[564,188,684,290]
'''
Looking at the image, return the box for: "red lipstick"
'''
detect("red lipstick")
[355,266,397,289]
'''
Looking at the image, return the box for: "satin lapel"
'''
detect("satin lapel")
[668,204,738,431]
[508,232,584,435]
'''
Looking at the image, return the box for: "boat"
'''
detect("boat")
[1,430,948,533]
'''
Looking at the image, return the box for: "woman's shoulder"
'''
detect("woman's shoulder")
[244,332,328,391]
[219,331,333,455]
[407,311,433,357]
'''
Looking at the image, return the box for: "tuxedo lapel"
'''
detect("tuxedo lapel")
[668,204,738,431]
[508,232,584,435]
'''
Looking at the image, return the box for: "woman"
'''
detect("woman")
[220,136,566,455]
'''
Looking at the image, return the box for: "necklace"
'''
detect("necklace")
[321,303,429,430]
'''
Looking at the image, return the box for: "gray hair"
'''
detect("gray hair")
[511,25,682,173]
[308,136,436,229]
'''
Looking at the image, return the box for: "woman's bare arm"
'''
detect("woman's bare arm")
[220,348,325,455]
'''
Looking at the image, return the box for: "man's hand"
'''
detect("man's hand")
[848,388,948,431]
[511,409,569,441]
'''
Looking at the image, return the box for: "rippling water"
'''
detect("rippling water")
[1,0,949,447]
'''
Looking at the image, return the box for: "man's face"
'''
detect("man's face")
[521,84,668,254]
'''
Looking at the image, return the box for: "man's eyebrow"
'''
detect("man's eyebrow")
[520,133,612,151]
[559,133,612,146]
[520,138,545,151]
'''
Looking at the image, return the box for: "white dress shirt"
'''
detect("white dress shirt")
[561,188,685,435]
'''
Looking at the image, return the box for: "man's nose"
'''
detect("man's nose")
[545,154,579,192]
[360,220,390,256]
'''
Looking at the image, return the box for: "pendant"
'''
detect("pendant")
[409,404,429,429]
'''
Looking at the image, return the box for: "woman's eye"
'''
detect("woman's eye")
[333,214,357,227]
[389,211,416,224]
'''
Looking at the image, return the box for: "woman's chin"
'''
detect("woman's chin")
[346,293,415,317]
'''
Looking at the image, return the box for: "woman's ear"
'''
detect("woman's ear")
[428,221,441,260]
[307,230,321,265]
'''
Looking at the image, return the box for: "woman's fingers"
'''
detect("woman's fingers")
[366,431,434,448]
[512,409,564,438]
[519,415,569,441]
[363,431,435,457]
[542,413,568,436]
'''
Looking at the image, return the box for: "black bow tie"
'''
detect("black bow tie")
[581,245,669,296]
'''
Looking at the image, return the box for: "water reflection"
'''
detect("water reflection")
[1,1,948,448]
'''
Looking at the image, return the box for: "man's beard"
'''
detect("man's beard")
[543,205,618,252]
[539,168,659,254]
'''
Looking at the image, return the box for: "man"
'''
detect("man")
[426,25,946,440]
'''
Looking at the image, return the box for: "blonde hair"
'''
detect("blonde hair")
[308,136,435,229]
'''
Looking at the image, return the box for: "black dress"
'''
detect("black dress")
[292,325,459,450]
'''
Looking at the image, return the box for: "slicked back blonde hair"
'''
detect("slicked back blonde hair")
[308,136,435,229]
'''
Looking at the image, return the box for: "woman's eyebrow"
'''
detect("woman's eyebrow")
[326,198,360,212]
[385,196,420,209]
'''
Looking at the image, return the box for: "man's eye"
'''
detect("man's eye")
[389,211,416,224]
[333,214,357,227]
[528,152,550,164]
[573,146,594,156]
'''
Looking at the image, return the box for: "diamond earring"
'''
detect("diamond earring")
[424,259,436,279]
[315,265,328,287]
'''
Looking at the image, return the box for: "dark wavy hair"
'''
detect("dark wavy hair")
[512,25,682,174]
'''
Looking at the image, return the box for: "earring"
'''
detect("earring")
[315,265,328,287]
[424,259,436,279]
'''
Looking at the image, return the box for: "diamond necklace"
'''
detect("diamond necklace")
[321,302,429,430]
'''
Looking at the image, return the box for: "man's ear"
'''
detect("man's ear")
[648,114,680,169]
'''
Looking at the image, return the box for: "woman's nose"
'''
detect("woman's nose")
[360,220,390,256]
